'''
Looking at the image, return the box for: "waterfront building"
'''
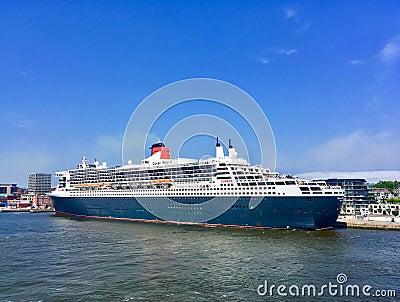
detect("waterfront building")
[0,194,10,207]
[0,193,18,208]
[394,188,400,198]
[31,194,53,208]
[372,188,393,203]
[0,184,17,194]
[314,178,376,216]
[0,194,17,202]
[367,203,399,216]
[28,173,51,195]
[339,203,399,217]
[20,194,34,203]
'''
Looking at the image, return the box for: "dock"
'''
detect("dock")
[0,208,55,213]
[336,219,400,230]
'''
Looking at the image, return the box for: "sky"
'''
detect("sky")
[1,1,400,186]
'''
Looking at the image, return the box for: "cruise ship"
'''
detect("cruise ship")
[49,139,343,230]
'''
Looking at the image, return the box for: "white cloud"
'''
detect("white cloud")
[17,123,29,128]
[17,70,27,76]
[284,8,297,19]
[295,21,311,33]
[0,147,57,187]
[283,7,310,33]
[284,131,400,173]
[349,59,363,65]
[268,48,297,56]
[1,112,36,129]
[366,96,382,109]
[284,48,297,56]
[94,134,124,163]
[297,171,400,184]
[255,49,295,64]
[15,120,35,128]
[379,34,400,64]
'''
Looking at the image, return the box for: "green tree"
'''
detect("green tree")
[373,181,399,193]
[387,198,400,204]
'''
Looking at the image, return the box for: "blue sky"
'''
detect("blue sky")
[1,1,400,186]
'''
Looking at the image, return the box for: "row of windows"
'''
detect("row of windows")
[71,165,217,176]
[72,191,284,197]
[68,163,270,184]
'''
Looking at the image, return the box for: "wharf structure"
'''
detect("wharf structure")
[0,184,17,194]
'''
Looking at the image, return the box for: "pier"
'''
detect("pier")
[336,219,400,230]
[0,208,55,213]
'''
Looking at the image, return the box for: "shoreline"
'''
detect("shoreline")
[335,219,400,231]
[0,208,55,213]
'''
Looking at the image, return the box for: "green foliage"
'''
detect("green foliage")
[387,198,400,204]
[373,181,399,193]
[392,210,399,217]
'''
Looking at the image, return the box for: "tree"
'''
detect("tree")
[373,181,399,193]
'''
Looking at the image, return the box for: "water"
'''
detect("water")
[0,213,399,301]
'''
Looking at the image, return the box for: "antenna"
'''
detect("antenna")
[228,139,237,159]
[215,136,224,158]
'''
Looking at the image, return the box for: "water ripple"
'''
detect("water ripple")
[0,213,398,301]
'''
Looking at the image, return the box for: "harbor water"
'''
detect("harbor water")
[0,212,399,301]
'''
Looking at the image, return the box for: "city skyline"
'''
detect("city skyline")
[1,1,400,186]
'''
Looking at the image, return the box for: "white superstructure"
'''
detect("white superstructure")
[53,140,343,199]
